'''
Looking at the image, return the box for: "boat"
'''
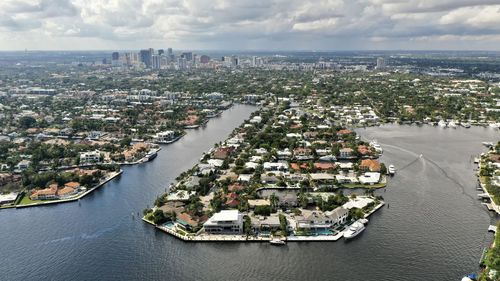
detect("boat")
[359,218,369,225]
[206,111,222,118]
[461,273,477,281]
[343,221,366,240]
[269,238,286,245]
[461,122,471,128]
[482,142,494,148]
[369,140,383,153]
[438,120,447,128]
[145,150,157,161]
[448,120,457,129]
[388,164,396,175]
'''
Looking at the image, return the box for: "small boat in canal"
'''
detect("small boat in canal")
[269,238,286,245]
[388,164,396,175]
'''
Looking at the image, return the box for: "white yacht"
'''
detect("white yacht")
[448,120,457,129]
[461,122,471,128]
[388,164,396,175]
[343,221,366,240]
[269,238,286,245]
[369,140,383,153]
[438,120,447,128]
[145,150,157,161]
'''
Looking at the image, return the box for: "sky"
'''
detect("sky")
[0,0,499,51]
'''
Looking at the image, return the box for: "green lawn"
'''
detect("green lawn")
[16,193,53,205]
[342,183,386,189]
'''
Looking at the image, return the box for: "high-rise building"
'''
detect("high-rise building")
[158,49,165,56]
[181,52,193,61]
[231,56,239,67]
[111,52,121,67]
[167,48,173,56]
[200,55,210,64]
[152,55,161,69]
[139,49,153,68]
[376,57,386,70]
[251,56,257,67]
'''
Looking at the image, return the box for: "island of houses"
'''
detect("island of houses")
[143,96,388,242]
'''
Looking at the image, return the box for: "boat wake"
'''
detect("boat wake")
[39,223,120,245]
[420,154,483,209]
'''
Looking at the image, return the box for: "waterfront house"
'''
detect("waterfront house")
[213,146,235,160]
[57,186,78,199]
[360,159,381,172]
[30,184,58,200]
[0,192,19,205]
[79,150,101,164]
[296,207,348,231]
[358,172,381,185]
[176,212,202,232]
[154,131,176,143]
[250,215,281,234]
[203,210,243,234]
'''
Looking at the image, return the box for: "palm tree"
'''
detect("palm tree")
[269,192,279,212]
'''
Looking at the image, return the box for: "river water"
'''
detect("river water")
[0,106,498,281]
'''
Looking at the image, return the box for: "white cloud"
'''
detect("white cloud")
[0,0,499,50]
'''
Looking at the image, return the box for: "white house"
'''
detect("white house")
[79,150,101,164]
[203,210,243,234]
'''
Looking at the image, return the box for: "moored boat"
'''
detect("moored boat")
[438,120,447,128]
[145,150,157,161]
[343,221,366,240]
[388,164,396,175]
[270,238,286,245]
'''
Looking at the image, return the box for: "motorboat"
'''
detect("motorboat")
[145,150,157,161]
[461,273,477,281]
[438,120,447,128]
[269,238,286,245]
[482,142,494,148]
[343,221,366,240]
[448,120,457,129]
[369,140,383,153]
[388,164,396,175]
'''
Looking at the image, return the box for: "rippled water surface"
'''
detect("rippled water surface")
[0,113,498,281]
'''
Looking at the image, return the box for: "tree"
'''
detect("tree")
[152,209,167,225]
[19,116,36,129]
[254,205,271,216]
[269,193,279,212]
[279,214,288,234]
[120,137,132,147]
[243,216,252,238]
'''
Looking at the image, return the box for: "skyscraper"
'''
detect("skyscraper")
[111,52,121,67]
[152,55,161,69]
[158,49,165,56]
[376,57,386,70]
[139,49,153,68]
[181,52,192,61]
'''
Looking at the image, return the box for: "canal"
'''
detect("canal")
[0,107,498,281]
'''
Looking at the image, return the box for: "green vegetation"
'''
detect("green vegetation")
[480,222,500,281]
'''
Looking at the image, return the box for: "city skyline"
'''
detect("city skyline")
[0,0,499,51]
